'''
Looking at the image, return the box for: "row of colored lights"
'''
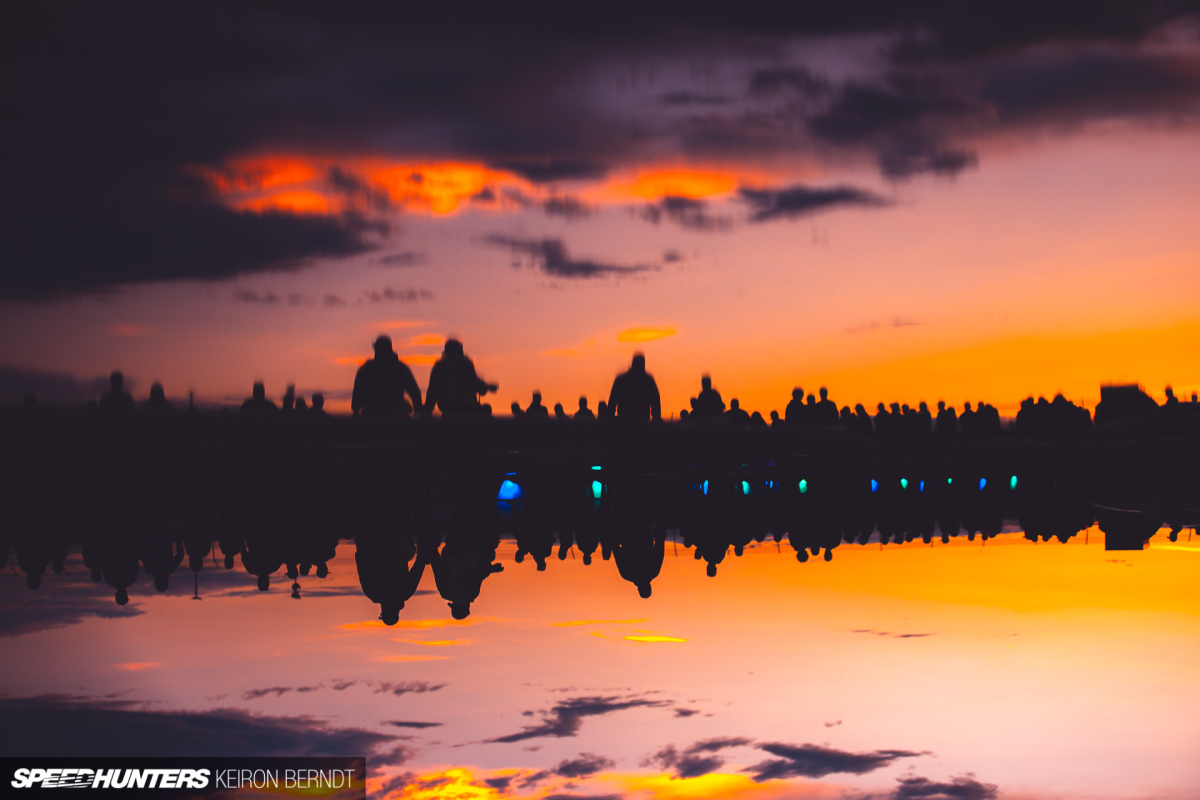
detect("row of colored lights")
[498,473,1019,501]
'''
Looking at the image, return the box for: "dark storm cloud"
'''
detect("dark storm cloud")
[6,2,1200,299]
[486,236,655,279]
[0,366,115,405]
[0,595,143,637]
[745,742,923,782]
[388,721,443,729]
[362,287,434,303]
[892,774,998,800]
[487,694,671,743]
[373,681,445,697]
[379,251,429,267]
[493,160,610,184]
[638,196,732,231]
[483,776,514,792]
[740,185,889,222]
[371,745,416,767]
[242,687,293,700]
[642,736,754,779]
[541,196,593,219]
[554,753,616,779]
[0,695,395,757]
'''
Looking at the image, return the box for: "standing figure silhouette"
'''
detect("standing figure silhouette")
[607,354,661,422]
[352,335,422,416]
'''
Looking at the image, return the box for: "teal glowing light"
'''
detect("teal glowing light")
[591,465,602,471]
[591,481,603,500]
[498,480,522,501]
[978,478,987,491]
[900,478,909,490]
[799,479,808,494]
[948,478,953,485]
[741,481,751,495]
[1010,475,1018,490]
[870,479,878,493]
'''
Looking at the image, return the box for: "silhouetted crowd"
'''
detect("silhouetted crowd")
[12,334,1198,442]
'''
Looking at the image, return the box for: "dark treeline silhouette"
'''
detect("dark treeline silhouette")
[2,449,1196,619]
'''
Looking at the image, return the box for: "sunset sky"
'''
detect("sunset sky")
[3,3,1200,414]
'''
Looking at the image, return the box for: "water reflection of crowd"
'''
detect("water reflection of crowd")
[3,469,1195,620]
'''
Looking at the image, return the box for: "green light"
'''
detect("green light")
[947,478,953,485]
[591,481,603,500]
[1010,475,1018,490]
[900,478,909,490]
[799,479,808,494]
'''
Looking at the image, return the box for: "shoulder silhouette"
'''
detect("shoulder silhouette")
[352,335,422,416]
[607,354,661,422]
[423,338,497,416]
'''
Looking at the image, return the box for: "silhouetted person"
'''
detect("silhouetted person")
[141,382,173,414]
[554,402,568,421]
[613,526,665,598]
[607,354,661,422]
[310,393,327,415]
[750,410,767,426]
[916,402,933,436]
[573,397,595,422]
[769,410,782,427]
[352,335,422,416]
[959,401,976,436]
[431,530,504,620]
[816,388,838,425]
[240,382,278,415]
[356,533,428,625]
[785,388,805,425]
[691,375,725,418]
[99,371,135,414]
[935,401,957,437]
[725,398,750,424]
[852,404,872,435]
[1164,386,1179,408]
[294,396,308,412]
[281,384,296,413]
[423,338,497,415]
[525,392,549,420]
[510,401,524,418]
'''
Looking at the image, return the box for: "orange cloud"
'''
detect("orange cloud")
[618,327,676,343]
[400,353,438,365]
[401,334,445,347]
[377,655,451,663]
[367,163,514,214]
[393,639,468,647]
[115,662,160,671]
[627,170,737,199]
[374,320,435,331]
[335,356,366,367]
[624,635,687,643]
[235,190,338,215]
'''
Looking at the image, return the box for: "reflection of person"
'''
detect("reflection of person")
[352,335,422,416]
[356,534,429,625]
[423,339,497,415]
[613,526,665,598]
[607,354,660,422]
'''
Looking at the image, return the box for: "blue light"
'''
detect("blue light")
[870,479,878,493]
[591,465,602,471]
[900,478,909,490]
[978,478,987,491]
[919,480,925,492]
[741,481,751,495]
[591,480,603,500]
[702,480,709,496]
[768,480,777,490]
[1010,475,1018,490]
[498,480,522,501]
[799,479,808,494]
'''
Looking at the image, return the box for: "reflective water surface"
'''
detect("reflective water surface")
[1,461,1198,800]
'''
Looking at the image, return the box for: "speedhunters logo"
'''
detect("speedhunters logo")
[12,769,211,789]
[3,759,365,798]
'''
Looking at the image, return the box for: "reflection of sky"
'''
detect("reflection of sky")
[1,530,1198,800]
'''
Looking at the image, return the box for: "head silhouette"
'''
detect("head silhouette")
[316,563,328,578]
[638,583,652,598]
[150,382,166,402]
[532,391,542,404]
[730,398,740,410]
[578,397,588,410]
[154,575,169,592]
[770,410,780,422]
[511,402,521,415]
[631,353,646,372]
[27,573,42,590]
[450,602,471,620]
[819,387,828,400]
[792,388,803,400]
[706,563,717,577]
[110,371,124,391]
[257,575,270,592]
[312,393,324,411]
[701,375,712,390]
[938,401,946,411]
[444,338,464,358]
[224,554,235,569]
[115,588,129,605]
[373,335,394,356]
[253,382,265,401]
[381,606,401,626]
